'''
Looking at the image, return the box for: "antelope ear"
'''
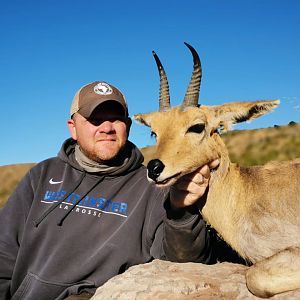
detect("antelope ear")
[211,99,280,132]
[133,114,151,127]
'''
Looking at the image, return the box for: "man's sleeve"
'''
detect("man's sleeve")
[162,198,214,264]
[0,172,33,299]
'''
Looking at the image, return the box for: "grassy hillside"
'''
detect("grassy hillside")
[1,122,299,208]
[223,122,300,166]
[0,163,35,208]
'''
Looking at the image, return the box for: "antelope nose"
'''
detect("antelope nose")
[147,159,165,181]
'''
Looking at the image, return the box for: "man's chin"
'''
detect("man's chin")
[95,146,127,165]
[95,152,120,163]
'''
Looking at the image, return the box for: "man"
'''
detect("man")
[0,81,219,299]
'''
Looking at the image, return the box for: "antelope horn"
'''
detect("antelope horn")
[152,50,171,111]
[182,42,202,109]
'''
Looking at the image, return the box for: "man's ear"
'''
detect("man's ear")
[67,118,77,140]
[126,117,132,137]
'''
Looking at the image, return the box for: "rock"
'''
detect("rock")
[91,260,300,299]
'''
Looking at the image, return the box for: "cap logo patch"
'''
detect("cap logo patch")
[94,82,113,95]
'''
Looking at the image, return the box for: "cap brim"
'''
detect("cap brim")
[78,99,127,118]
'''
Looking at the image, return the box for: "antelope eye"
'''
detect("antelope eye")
[150,131,157,139]
[187,123,205,134]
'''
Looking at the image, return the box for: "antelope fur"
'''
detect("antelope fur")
[134,43,300,298]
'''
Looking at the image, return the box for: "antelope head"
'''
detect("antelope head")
[134,43,279,186]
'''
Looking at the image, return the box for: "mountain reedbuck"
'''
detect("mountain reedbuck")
[134,43,300,298]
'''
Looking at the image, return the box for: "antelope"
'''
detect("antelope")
[134,43,300,298]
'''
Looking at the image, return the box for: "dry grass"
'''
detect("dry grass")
[1,122,299,208]
[0,163,35,208]
[223,122,300,166]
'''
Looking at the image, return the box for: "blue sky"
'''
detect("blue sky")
[1,0,299,165]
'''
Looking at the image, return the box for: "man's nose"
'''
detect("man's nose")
[98,120,114,132]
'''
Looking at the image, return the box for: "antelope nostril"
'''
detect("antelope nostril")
[147,159,165,181]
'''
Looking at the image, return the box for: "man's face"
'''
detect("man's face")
[68,101,130,162]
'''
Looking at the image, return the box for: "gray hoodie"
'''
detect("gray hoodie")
[0,138,212,299]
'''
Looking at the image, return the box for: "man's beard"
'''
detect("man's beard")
[78,142,128,166]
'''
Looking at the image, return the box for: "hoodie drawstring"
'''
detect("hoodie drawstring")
[33,171,87,227]
[56,176,104,226]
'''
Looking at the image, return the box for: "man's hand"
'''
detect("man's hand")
[169,159,220,210]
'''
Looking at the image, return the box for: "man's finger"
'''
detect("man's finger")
[208,159,220,170]
[199,165,210,179]
[192,173,205,185]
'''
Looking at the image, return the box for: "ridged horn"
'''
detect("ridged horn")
[182,42,202,108]
[152,50,171,111]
